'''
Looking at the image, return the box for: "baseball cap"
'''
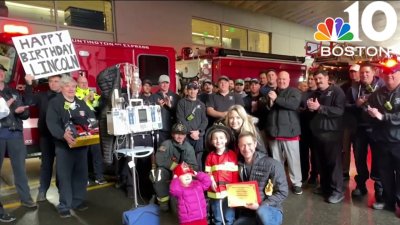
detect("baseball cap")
[0,64,7,71]
[173,162,195,177]
[235,79,244,85]
[142,79,152,86]
[218,75,229,82]
[203,78,212,84]
[171,122,187,134]
[244,77,251,82]
[186,82,199,89]
[349,64,360,72]
[250,78,260,84]
[158,75,170,83]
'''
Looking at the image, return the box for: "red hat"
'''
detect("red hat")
[173,162,195,177]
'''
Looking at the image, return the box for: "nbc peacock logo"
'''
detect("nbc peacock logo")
[314,17,354,41]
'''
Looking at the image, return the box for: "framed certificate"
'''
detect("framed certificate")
[226,181,261,207]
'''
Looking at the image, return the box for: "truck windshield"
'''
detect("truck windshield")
[138,55,169,84]
[0,43,17,83]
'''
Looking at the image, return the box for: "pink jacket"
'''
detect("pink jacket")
[169,172,211,223]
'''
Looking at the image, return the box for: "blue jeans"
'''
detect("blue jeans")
[210,198,235,225]
[234,205,283,225]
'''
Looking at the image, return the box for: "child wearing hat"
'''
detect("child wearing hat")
[170,162,211,225]
[205,125,239,225]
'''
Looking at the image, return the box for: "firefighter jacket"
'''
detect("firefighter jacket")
[309,85,346,134]
[155,139,198,172]
[0,85,29,132]
[75,86,101,111]
[205,150,239,199]
[366,85,400,143]
[150,91,180,132]
[346,76,385,127]
[46,94,95,149]
[24,84,58,137]
[176,98,208,136]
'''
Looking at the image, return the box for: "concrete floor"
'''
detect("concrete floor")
[0,158,399,225]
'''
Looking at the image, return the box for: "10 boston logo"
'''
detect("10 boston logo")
[314,1,397,57]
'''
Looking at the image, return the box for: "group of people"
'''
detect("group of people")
[0,61,399,223]
[0,68,108,221]
[147,63,400,225]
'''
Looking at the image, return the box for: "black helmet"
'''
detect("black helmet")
[172,122,187,134]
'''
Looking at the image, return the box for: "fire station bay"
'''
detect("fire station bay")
[0,0,400,225]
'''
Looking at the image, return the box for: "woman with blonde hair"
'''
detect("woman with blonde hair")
[223,105,267,154]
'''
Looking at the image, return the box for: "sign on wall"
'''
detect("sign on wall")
[12,30,80,79]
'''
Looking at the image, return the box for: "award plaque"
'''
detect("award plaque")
[226,181,261,207]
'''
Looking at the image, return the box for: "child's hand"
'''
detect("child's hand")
[211,181,217,192]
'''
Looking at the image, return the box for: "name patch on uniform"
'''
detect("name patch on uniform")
[327,91,332,97]
[394,97,400,105]
[229,96,233,101]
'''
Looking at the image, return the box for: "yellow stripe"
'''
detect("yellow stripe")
[209,164,238,172]
[205,166,211,172]
[170,162,178,170]
[2,181,115,209]
[158,196,169,202]
[207,190,228,199]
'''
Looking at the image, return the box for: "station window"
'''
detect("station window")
[222,25,247,51]
[192,19,221,47]
[248,30,270,53]
[138,55,169,85]
[192,18,270,53]
[3,1,113,32]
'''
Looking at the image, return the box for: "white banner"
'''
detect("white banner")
[12,30,80,79]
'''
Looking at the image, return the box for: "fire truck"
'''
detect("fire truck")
[176,46,307,90]
[0,21,177,157]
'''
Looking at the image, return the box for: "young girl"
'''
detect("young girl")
[205,125,239,225]
[170,162,211,225]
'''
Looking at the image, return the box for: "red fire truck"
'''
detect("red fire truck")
[0,21,176,157]
[176,47,307,90]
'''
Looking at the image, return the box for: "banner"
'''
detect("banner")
[12,30,80,79]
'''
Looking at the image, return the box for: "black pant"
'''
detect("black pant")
[39,136,56,193]
[313,131,343,195]
[299,128,318,181]
[0,137,33,203]
[88,144,104,180]
[187,136,204,171]
[376,142,400,208]
[56,145,88,212]
[353,127,382,193]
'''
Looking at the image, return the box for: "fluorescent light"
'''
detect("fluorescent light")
[6,1,64,15]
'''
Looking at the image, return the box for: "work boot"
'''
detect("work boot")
[351,185,368,197]
[36,192,47,202]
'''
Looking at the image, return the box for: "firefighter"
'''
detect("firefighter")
[0,64,37,209]
[76,75,101,111]
[150,122,198,212]
[46,75,95,218]
[307,70,345,204]
[347,63,384,202]
[176,82,208,171]
[366,66,400,216]
[24,73,61,202]
[149,75,180,146]
[206,75,244,127]
[75,75,106,185]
